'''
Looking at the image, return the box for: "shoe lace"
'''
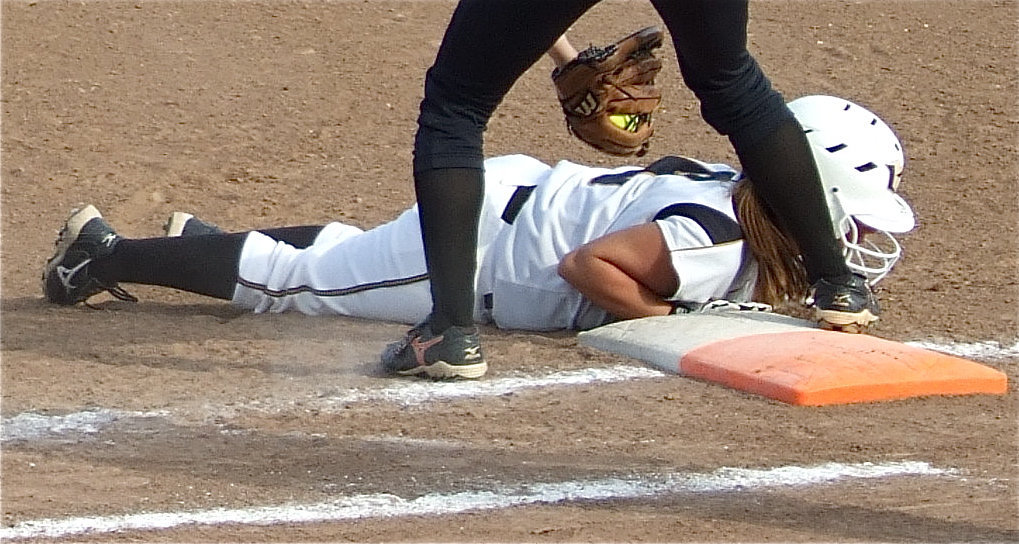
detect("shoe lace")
[106,284,138,302]
[83,282,138,307]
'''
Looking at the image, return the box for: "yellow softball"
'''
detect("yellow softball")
[609,114,641,132]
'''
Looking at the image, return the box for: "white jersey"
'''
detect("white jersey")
[233,154,756,331]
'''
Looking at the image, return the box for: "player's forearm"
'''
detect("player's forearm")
[558,251,672,319]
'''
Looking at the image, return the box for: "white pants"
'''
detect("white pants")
[232,191,518,326]
[233,208,433,324]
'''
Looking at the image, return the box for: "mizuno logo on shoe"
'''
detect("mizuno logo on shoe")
[832,293,853,308]
[100,233,117,247]
[56,259,91,290]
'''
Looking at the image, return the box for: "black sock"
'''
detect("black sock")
[736,117,851,284]
[414,167,483,332]
[256,225,324,249]
[92,234,248,300]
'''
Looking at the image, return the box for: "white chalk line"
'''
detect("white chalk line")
[4,336,1013,442]
[257,364,665,411]
[0,460,956,541]
[239,337,1017,416]
[0,409,168,444]
[906,339,1019,361]
[1,339,993,539]
[1,365,663,443]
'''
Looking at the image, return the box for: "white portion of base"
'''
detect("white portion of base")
[578,312,817,373]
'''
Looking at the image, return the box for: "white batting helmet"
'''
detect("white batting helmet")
[789,95,916,284]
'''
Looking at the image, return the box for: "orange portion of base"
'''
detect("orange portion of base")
[680,331,1008,406]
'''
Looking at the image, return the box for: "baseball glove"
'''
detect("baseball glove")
[553,26,664,157]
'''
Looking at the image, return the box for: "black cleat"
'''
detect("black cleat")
[810,273,880,333]
[380,319,487,380]
[42,205,137,305]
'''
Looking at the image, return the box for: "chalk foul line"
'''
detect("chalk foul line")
[300,364,665,408]
[0,460,955,541]
[906,339,1019,361]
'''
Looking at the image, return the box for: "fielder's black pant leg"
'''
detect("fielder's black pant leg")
[653,0,850,284]
[414,167,483,332]
[94,234,248,300]
[735,118,851,283]
[411,0,595,333]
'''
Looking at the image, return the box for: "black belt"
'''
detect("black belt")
[501,185,536,224]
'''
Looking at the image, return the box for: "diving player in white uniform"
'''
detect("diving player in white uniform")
[230,153,750,331]
[42,96,916,379]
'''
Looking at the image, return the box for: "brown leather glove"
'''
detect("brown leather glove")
[553,26,664,157]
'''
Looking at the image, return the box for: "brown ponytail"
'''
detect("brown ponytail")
[731,180,810,307]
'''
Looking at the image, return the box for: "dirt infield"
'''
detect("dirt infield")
[2,0,1017,541]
